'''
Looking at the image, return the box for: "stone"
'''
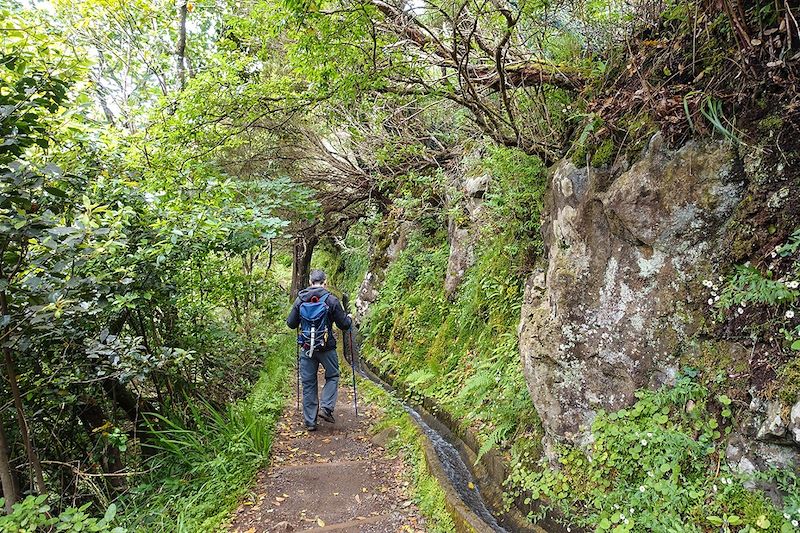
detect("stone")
[464,173,490,198]
[371,427,398,448]
[518,134,746,454]
[274,521,294,532]
[756,401,786,440]
[354,221,415,320]
[444,170,490,299]
[790,400,800,443]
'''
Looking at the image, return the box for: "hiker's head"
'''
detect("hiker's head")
[309,269,327,287]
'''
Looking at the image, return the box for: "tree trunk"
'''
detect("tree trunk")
[0,420,17,512]
[0,291,45,495]
[76,400,126,491]
[3,348,46,495]
[101,379,156,457]
[290,232,318,300]
[176,0,188,91]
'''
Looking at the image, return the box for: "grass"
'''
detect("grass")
[117,333,295,532]
[359,378,456,533]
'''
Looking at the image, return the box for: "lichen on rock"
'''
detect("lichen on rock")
[519,133,748,457]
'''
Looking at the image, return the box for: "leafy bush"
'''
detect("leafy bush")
[0,496,125,533]
[362,229,541,460]
[116,334,294,532]
[505,373,796,532]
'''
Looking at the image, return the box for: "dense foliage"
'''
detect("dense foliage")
[3,0,799,529]
[355,146,545,459]
[0,1,299,528]
[506,373,797,532]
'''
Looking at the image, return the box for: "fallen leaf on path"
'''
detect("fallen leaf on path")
[317,518,326,527]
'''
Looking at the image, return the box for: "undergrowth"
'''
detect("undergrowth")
[505,371,798,532]
[359,379,456,533]
[117,334,294,532]
[358,145,545,466]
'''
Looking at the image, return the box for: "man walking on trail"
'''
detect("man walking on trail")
[287,269,352,431]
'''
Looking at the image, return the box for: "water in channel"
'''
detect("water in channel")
[402,406,509,533]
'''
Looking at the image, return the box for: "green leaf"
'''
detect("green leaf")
[103,503,117,522]
[44,186,69,198]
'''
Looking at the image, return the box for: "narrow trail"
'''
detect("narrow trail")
[228,367,428,533]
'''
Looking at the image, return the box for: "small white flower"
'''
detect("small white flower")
[613,504,620,510]
[772,251,778,258]
[737,307,744,314]
[784,513,790,520]
[639,485,646,493]
[640,439,648,446]
[787,310,796,319]
[702,280,713,288]
[624,519,630,525]
[708,298,714,305]
[793,520,799,527]
[712,484,718,493]
[714,295,720,302]
[787,280,799,289]
[647,432,653,438]
[620,514,625,521]
[630,508,634,515]
[741,301,747,308]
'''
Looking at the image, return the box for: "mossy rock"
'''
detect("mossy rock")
[591,138,615,167]
[757,115,783,132]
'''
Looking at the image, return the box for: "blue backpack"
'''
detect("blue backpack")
[297,293,330,357]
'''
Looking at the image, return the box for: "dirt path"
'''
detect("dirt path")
[228,368,429,533]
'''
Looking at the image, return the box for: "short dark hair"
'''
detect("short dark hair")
[309,269,327,284]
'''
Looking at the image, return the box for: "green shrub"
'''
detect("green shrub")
[505,373,796,532]
[117,334,294,532]
[0,496,125,533]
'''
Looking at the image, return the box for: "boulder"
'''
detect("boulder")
[519,134,745,452]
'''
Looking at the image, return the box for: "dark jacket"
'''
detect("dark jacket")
[286,286,352,351]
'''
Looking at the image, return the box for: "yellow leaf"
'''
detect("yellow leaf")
[316,517,326,527]
[468,482,475,490]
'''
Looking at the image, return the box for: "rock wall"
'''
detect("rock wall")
[519,134,747,452]
[444,173,490,299]
[354,220,415,321]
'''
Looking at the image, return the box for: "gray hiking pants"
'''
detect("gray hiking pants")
[300,348,339,426]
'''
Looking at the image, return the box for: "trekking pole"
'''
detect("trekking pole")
[349,327,358,417]
[296,328,301,413]
[342,294,358,417]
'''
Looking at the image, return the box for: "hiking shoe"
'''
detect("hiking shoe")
[305,423,317,432]
[319,408,335,424]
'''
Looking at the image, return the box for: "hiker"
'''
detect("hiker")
[287,269,353,431]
